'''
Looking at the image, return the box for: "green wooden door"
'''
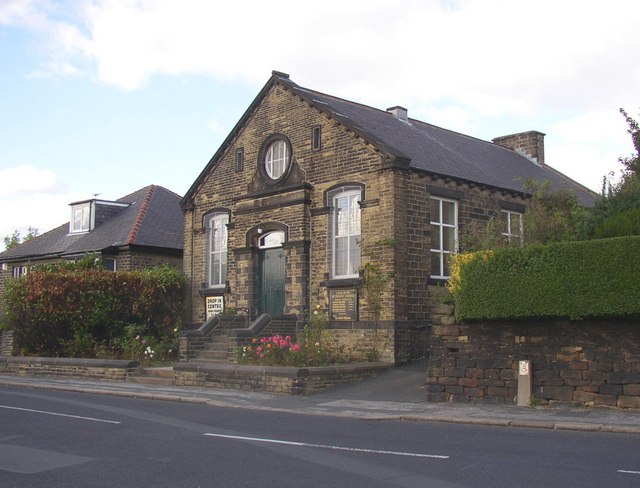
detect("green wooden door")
[259,247,285,316]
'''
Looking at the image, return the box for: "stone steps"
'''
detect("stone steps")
[128,366,176,386]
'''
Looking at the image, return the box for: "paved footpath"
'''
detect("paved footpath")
[2,369,640,435]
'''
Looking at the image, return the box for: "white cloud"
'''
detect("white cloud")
[5,0,637,116]
[3,0,639,195]
[0,165,60,197]
[0,165,85,242]
[548,110,636,192]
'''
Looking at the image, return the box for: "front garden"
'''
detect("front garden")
[3,256,185,365]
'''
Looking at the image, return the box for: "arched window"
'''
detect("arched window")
[259,230,285,249]
[206,211,229,287]
[328,186,362,278]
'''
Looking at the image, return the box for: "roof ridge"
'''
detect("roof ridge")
[127,185,156,245]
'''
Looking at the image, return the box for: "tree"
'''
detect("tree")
[619,108,640,180]
[3,227,39,251]
[521,179,587,244]
[586,108,640,238]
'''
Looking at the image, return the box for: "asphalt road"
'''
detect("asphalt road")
[1,385,640,487]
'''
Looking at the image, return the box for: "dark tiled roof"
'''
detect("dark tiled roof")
[182,72,596,207]
[282,77,597,207]
[0,185,183,262]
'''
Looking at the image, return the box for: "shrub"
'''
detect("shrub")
[449,235,640,321]
[4,263,186,359]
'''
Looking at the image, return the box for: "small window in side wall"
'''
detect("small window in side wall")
[312,127,322,151]
[103,258,117,272]
[236,147,244,172]
[430,196,458,279]
[500,210,523,245]
[12,266,28,278]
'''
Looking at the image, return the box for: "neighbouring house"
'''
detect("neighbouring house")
[0,185,183,314]
[180,71,596,364]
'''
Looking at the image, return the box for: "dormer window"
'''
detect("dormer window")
[70,203,92,233]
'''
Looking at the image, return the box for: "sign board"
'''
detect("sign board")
[206,296,224,320]
[329,288,357,321]
[519,360,530,376]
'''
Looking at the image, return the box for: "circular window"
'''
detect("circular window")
[264,139,289,180]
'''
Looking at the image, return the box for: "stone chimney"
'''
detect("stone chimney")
[387,106,408,123]
[492,130,546,165]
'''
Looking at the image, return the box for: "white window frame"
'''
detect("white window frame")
[12,266,28,278]
[70,203,92,233]
[103,257,117,272]
[430,196,458,279]
[501,210,523,244]
[207,212,229,288]
[330,187,362,279]
[264,140,288,180]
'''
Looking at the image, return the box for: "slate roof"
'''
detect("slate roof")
[183,72,597,207]
[0,185,183,262]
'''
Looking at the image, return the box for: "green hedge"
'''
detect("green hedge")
[449,235,640,321]
[5,264,187,357]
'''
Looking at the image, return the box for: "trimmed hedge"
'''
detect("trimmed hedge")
[5,264,187,357]
[449,235,640,321]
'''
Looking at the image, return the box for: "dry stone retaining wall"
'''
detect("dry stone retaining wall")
[427,320,640,408]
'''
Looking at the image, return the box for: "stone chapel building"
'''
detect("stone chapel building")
[180,71,596,364]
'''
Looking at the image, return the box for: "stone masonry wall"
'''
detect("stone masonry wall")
[427,320,640,408]
[1,330,13,356]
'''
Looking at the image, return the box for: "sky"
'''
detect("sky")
[1,0,639,248]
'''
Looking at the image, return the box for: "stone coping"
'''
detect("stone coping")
[174,361,394,394]
[174,361,391,377]
[1,355,138,369]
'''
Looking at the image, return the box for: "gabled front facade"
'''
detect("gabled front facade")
[0,185,184,314]
[181,72,596,363]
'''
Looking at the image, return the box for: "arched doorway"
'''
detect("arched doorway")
[258,230,285,316]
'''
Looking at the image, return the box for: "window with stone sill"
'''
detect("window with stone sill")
[329,186,362,279]
[206,212,229,288]
[430,196,458,279]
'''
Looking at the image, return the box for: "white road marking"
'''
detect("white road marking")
[618,470,640,475]
[204,433,449,459]
[0,404,121,424]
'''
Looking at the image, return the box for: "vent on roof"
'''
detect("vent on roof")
[387,106,408,123]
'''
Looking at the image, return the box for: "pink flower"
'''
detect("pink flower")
[257,346,263,353]
[259,354,265,359]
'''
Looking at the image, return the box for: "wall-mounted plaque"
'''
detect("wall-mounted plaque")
[206,296,224,320]
[329,288,357,321]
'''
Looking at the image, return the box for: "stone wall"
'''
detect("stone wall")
[174,361,391,394]
[427,320,640,408]
[0,356,139,381]
[113,250,182,271]
[0,330,13,356]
